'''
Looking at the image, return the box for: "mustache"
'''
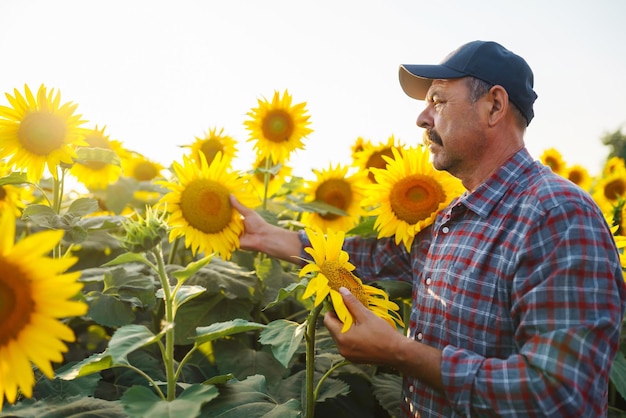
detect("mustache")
[423,129,443,146]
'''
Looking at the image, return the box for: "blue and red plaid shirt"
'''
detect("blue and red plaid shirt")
[302,148,626,417]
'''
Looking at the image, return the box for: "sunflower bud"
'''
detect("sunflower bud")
[119,206,169,253]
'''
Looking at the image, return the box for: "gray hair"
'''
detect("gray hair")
[465,76,527,130]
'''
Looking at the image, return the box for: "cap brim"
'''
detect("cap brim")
[399,64,466,100]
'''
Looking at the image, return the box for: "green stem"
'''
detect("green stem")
[153,245,177,401]
[313,360,350,400]
[305,303,324,418]
[52,167,65,259]
[119,364,166,400]
[174,345,198,382]
[167,236,181,265]
[261,157,271,211]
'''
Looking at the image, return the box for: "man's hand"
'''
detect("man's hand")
[323,287,406,365]
[229,194,304,264]
[324,287,444,392]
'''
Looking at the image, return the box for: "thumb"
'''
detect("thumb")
[230,194,251,216]
[339,287,369,322]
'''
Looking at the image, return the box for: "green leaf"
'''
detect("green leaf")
[103,252,152,267]
[611,351,626,401]
[67,197,99,217]
[121,384,219,418]
[0,395,126,417]
[171,254,214,285]
[201,375,300,418]
[171,285,206,310]
[103,267,157,308]
[75,146,121,166]
[0,171,28,186]
[258,320,306,368]
[108,325,160,365]
[213,339,287,386]
[372,372,402,418]
[263,280,307,311]
[180,257,260,301]
[297,200,348,216]
[194,319,266,345]
[87,292,136,327]
[103,176,140,215]
[21,204,59,226]
[57,351,113,380]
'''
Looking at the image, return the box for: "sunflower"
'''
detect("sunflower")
[0,161,29,217]
[364,146,464,250]
[301,163,367,233]
[0,84,88,183]
[0,210,87,410]
[248,156,293,204]
[158,153,257,259]
[182,126,238,167]
[121,151,165,182]
[564,164,593,192]
[350,136,368,160]
[592,165,626,214]
[603,156,626,177]
[244,90,313,164]
[69,125,124,190]
[352,135,402,183]
[299,226,404,333]
[539,147,567,176]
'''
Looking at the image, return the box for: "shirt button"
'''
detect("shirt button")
[408,384,415,393]
[425,277,432,286]
[442,226,450,234]
[416,332,423,341]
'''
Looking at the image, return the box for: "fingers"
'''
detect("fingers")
[229,194,251,215]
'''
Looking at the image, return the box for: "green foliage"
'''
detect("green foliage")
[602,128,626,161]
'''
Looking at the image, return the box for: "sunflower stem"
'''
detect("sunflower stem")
[152,244,177,401]
[51,167,66,259]
[305,302,324,418]
[313,359,351,400]
[262,157,271,211]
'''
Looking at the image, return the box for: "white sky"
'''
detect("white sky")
[1,0,624,179]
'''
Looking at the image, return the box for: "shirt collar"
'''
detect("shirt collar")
[456,148,534,219]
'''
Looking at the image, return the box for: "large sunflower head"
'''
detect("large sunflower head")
[182,126,238,167]
[301,163,368,233]
[603,156,626,177]
[158,153,257,259]
[0,84,88,183]
[299,227,404,333]
[69,125,124,190]
[352,135,402,183]
[0,209,87,410]
[364,146,464,250]
[244,89,313,164]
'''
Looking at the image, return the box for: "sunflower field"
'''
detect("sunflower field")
[1,84,626,417]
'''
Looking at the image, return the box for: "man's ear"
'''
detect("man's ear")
[486,85,508,126]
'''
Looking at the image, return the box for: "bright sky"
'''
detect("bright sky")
[1,0,624,179]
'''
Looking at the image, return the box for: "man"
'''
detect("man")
[231,40,626,417]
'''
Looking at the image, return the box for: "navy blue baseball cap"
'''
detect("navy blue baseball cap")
[399,41,538,125]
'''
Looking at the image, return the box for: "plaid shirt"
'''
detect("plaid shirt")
[303,148,626,417]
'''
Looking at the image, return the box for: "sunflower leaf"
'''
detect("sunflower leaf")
[108,325,161,365]
[103,252,152,267]
[263,279,308,311]
[67,197,99,217]
[21,204,58,227]
[258,319,306,368]
[57,351,113,380]
[0,171,28,186]
[171,254,214,285]
[296,200,348,216]
[75,146,122,166]
[121,384,219,418]
[193,319,266,345]
[157,284,206,310]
